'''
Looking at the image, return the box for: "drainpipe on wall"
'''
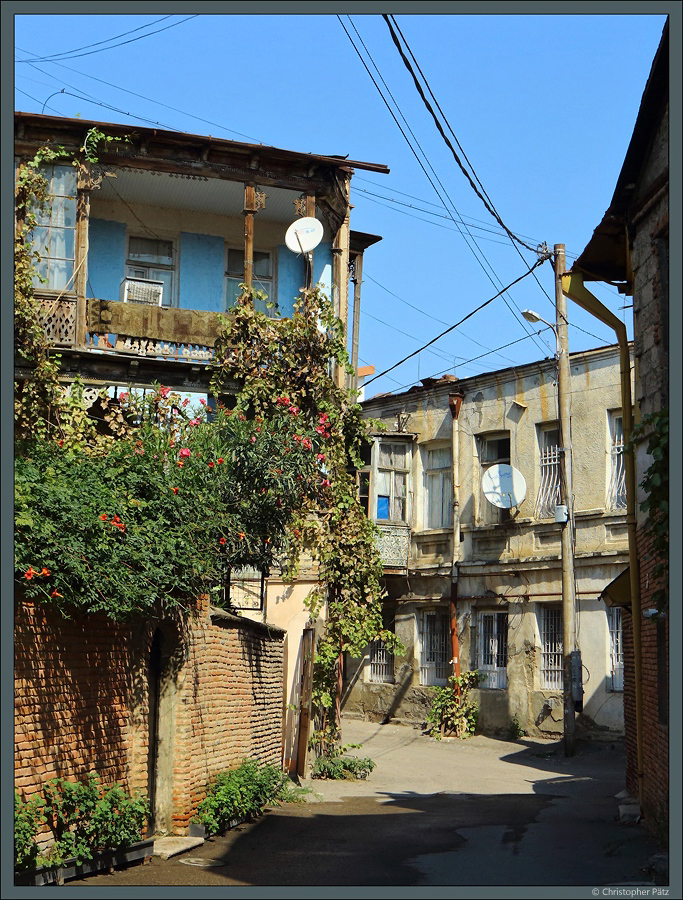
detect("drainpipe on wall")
[561,270,643,805]
[449,393,464,679]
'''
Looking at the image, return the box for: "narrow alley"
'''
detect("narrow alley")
[68,718,664,890]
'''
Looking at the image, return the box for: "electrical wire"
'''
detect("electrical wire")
[383,15,537,256]
[14,47,263,142]
[16,16,199,64]
[363,272,518,365]
[339,16,549,356]
[15,16,173,63]
[363,258,545,388]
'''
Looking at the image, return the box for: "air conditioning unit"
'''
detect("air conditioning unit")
[120,277,164,307]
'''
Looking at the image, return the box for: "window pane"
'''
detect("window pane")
[49,227,75,261]
[376,496,390,519]
[253,251,271,278]
[227,248,244,276]
[50,165,77,196]
[50,195,76,228]
[428,447,450,469]
[225,277,243,309]
[129,237,173,266]
[46,258,72,290]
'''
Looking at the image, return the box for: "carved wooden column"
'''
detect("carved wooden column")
[331,175,351,389]
[242,183,266,292]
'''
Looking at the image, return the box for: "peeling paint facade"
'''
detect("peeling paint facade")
[343,345,632,738]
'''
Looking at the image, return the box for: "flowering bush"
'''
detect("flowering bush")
[14,387,325,619]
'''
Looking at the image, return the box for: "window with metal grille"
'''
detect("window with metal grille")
[30,165,77,291]
[224,565,265,611]
[477,611,508,689]
[424,446,453,529]
[608,412,627,510]
[540,606,563,690]
[225,247,275,315]
[368,608,395,684]
[478,432,511,524]
[376,442,410,523]
[418,610,450,686]
[536,424,562,519]
[607,606,624,691]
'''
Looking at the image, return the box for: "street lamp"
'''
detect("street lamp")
[523,245,580,757]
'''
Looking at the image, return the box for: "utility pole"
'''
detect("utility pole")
[555,243,578,757]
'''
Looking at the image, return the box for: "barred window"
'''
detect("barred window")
[536,425,562,519]
[540,606,563,690]
[608,412,627,510]
[477,611,508,689]
[607,606,624,691]
[418,610,450,686]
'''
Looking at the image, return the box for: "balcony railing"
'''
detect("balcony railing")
[375,523,410,570]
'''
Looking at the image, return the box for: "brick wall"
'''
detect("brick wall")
[14,596,285,841]
[623,526,668,837]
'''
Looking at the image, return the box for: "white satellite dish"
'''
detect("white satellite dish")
[285,217,323,255]
[481,464,526,509]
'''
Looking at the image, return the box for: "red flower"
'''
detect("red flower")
[182,398,189,407]
[171,487,179,495]
[320,478,331,487]
[179,448,191,458]
[39,567,50,577]
[316,453,325,462]
[119,392,128,402]
[208,461,214,468]
[189,418,201,427]
[23,567,37,580]
[287,406,300,416]
[250,436,256,443]
[50,589,62,598]
[57,440,64,448]
[219,537,226,545]
[199,398,206,406]
[217,458,224,465]
[159,386,170,398]
[99,514,108,521]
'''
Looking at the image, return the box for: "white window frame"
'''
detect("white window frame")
[126,234,176,308]
[423,444,453,530]
[536,423,562,519]
[30,164,78,292]
[540,606,563,690]
[607,411,627,510]
[418,609,451,686]
[477,610,508,689]
[477,432,511,525]
[607,606,624,692]
[372,439,411,524]
[225,245,276,314]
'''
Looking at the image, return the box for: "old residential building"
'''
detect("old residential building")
[14,112,387,830]
[344,345,632,738]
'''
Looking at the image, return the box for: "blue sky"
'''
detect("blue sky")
[13,10,669,396]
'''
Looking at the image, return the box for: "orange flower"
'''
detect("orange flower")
[237,532,245,539]
[23,567,37,580]
[99,514,108,521]
[171,487,179,495]
[219,537,226,545]
[50,589,62,598]
[39,567,50,577]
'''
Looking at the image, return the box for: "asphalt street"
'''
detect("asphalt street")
[65,717,667,892]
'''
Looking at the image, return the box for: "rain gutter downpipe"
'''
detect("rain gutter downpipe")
[561,270,643,806]
[449,392,464,680]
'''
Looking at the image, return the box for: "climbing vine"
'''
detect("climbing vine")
[211,287,401,753]
[630,407,669,612]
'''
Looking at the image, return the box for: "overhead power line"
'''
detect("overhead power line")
[383,14,538,256]
[16,16,198,63]
[15,47,264,142]
[363,258,545,388]
[339,15,549,356]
